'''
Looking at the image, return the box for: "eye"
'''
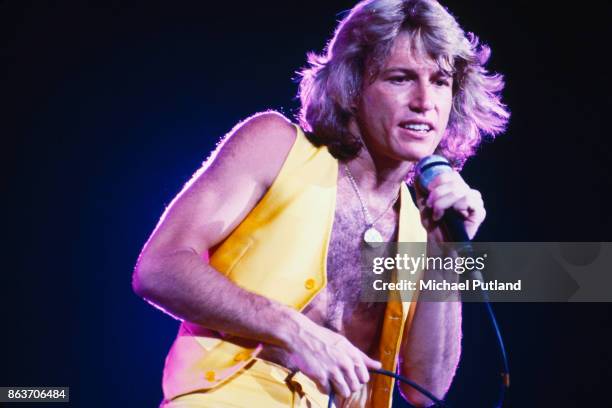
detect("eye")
[434,77,451,87]
[388,76,408,84]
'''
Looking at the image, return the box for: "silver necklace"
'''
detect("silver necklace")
[344,163,400,247]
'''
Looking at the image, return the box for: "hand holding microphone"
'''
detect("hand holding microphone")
[414,155,486,244]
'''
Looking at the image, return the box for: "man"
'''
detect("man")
[133,0,509,406]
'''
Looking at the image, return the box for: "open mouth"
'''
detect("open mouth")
[398,122,433,137]
[399,122,432,132]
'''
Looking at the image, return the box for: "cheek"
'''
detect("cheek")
[432,94,453,147]
[360,92,392,127]
[439,93,453,126]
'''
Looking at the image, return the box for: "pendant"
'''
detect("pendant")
[364,226,384,247]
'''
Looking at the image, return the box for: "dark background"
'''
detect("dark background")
[2,0,611,407]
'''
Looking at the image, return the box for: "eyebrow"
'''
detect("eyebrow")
[383,67,452,77]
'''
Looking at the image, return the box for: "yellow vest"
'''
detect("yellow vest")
[162,126,426,407]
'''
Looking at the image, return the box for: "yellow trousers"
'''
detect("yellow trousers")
[161,358,371,408]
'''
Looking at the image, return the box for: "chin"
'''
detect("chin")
[390,139,437,163]
[397,147,436,163]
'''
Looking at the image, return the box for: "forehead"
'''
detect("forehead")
[381,31,446,74]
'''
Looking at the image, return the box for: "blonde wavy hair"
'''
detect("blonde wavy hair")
[298,0,510,169]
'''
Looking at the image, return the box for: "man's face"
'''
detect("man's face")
[355,32,453,163]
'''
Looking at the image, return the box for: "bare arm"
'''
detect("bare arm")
[133,112,302,347]
[399,271,462,407]
[399,171,485,407]
[133,112,379,397]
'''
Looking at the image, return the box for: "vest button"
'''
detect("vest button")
[304,278,316,290]
[234,351,249,362]
[205,371,216,382]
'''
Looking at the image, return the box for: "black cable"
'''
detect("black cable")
[465,266,510,407]
[483,301,510,408]
[326,368,448,408]
[371,368,449,407]
[325,300,510,408]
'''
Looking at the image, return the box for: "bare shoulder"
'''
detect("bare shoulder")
[140,111,298,254]
[215,111,297,188]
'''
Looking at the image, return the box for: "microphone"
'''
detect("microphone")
[414,155,470,243]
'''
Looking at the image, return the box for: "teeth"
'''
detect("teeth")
[403,123,431,131]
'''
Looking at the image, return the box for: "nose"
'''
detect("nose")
[409,82,435,113]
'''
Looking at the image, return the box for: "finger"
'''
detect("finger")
[353,357,370,384]
[305,366,330,395]
[360,351,382,370]
[425,173,470,205]
[330,369,351,398]
[427,171,458,190]
[451,189,483,212]
[430,190,469,221]
[339,360,362,393]
[453,195,485,221]
[425,183,456,208]
[313,375,331,395]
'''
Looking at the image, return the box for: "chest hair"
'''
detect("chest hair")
[322,177,399,333]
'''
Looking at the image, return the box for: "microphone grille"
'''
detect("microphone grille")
[415,155,452,190]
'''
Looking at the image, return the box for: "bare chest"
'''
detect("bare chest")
[302,176,399,353]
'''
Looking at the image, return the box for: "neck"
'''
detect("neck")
[345,118,414,195]
[345,146,413,201]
